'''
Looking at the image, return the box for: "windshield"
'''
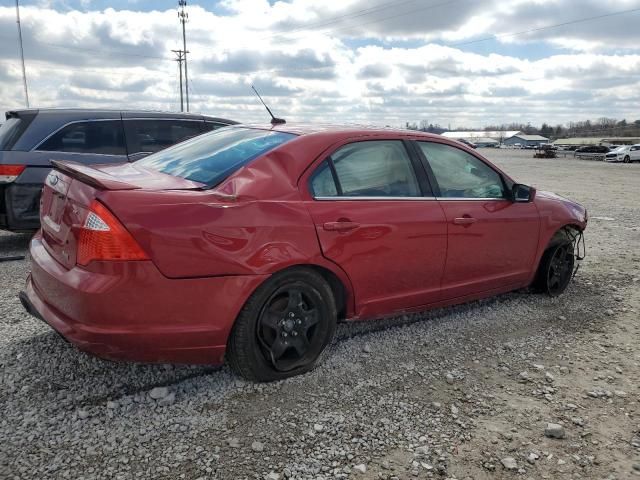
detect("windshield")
[136,127,296,187]
[612,146,627,153]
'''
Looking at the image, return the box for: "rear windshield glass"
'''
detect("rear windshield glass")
[0,117,29,151]
[136,127,296,187]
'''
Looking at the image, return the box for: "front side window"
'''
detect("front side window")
[38,121,126,155]
[311,140,421,197]
[418,142,506,199]
[124,119,203,154]
[137,127,296,187]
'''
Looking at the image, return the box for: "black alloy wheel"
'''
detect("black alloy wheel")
[256,286,324,372]
[543,243,575,296]
[227,268,337,382]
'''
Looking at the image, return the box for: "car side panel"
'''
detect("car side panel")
[304,198,448,318]
[438,200,540,299]
[104,190,350,278]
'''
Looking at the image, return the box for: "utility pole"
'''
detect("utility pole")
[172,50,185,112]
[15,0,29,108]
[178,0,189,112]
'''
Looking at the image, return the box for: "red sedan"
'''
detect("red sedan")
[21,125,587,381]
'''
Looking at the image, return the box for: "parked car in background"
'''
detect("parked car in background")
[574,145,610,160]
[0,109,236,231]
[21,124,587,381]
[605,145,640,163]
[575,145,610,155]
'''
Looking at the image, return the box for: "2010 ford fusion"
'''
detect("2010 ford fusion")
[21,125,587,381]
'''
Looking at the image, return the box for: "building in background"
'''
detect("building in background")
[503,134,549,147]
[442,130,521,144]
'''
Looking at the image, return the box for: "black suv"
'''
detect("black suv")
[0,109,236,232]
[575,145,610,154]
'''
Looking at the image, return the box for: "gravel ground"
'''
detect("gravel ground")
[1,150,639,480]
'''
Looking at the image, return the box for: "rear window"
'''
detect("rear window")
[0,115,34,151]
[136,127,296,187]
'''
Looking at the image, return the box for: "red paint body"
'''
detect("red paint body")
[25,125,587,364]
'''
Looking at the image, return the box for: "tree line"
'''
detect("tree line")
[405,118,640,139]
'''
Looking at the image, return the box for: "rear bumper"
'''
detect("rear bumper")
[24,235,269,364]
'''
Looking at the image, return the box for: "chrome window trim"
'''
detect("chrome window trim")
[314,196,508,201]
[122,118,205,123]
[435,197,508,201]
[314,196,437,201]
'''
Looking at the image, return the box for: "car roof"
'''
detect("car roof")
[7,108,237,124]
[236,122,444,140]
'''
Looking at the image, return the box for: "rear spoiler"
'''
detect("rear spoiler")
[50,160,139,191]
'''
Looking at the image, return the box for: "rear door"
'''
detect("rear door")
[302,138,447,318]
[415,141,540,299]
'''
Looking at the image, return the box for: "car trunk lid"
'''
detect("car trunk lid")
[40,161,204,269]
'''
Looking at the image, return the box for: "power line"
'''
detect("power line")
[268,0,467,41]
[449,6,640,48]
[0,32,172,61]
[259,0,423,40]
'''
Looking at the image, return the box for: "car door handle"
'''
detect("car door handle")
[453,216,477,226]
[323,221,360,232]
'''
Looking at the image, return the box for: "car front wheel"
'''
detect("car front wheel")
[227,268,337,382]
[533,240,576,297]
[623,155,631,163]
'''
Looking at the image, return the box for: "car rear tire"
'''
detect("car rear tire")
[227,268,337,382]
[623,156,631,163]
[533,238,575,297]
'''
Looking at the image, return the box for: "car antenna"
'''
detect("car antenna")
[251,85,286,125]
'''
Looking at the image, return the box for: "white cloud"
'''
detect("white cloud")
[0,1,639,127]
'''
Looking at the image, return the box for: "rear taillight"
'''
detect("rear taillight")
[76,200,149,266]
[0,165,26,183]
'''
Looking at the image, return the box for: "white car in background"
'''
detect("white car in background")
[604,145,640,163]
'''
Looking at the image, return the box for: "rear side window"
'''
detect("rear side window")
[311,140,421,197]
[0,114,35,151]
[418,142,505,199]
[124,119,204,154]
[136,127,296,187]
[38,121,126,155]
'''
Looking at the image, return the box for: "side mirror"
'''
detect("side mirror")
[512,184,536,203]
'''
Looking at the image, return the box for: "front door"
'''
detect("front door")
[302,139,448,318]
[415,141,540,299]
